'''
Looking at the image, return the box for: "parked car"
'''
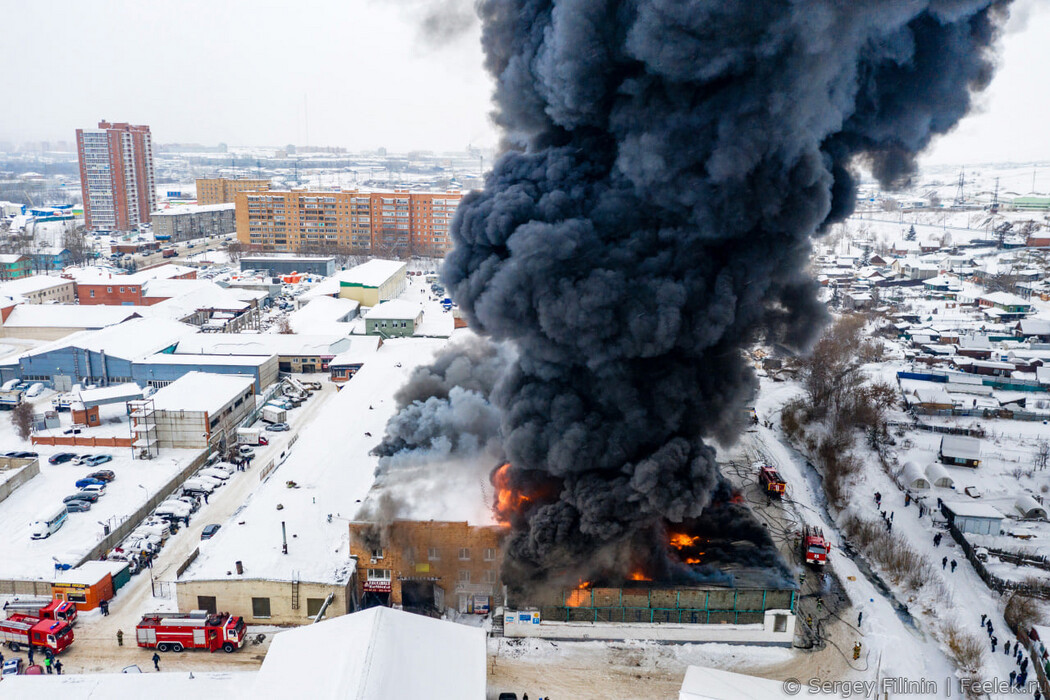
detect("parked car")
[75,477,105,489]
[200,524,221,540]
[25,383,44,398]
[265,422,290,432]
[87,469,115,482]
[65,491,100,503]
[65,500,92,513]
[23,664,43,675]
[80,483,106,496]
[4,451,38,459]
[199,467,231,481]
[71,454,96,466]
[238,445,256,458]
[48,452,77,465]
[2,657,22,677]
[83,455,113,467]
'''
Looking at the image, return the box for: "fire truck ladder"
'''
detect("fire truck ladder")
[291,572,300,610]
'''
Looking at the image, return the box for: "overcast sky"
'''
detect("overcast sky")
[3,0,1047,165]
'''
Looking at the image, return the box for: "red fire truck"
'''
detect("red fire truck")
[136,611,246,653]
[0,613,75,654]
[3,597,78,626]
[801,525,831,566]
[757,463,786,498]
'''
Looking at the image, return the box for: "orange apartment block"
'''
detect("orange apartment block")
[348,520,504,614]
[235,189,463,257]
[196,178,270,205]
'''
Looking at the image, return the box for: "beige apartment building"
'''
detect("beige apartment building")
[0,275,75,304]
[197,178,270,205]
[235,189,463,257]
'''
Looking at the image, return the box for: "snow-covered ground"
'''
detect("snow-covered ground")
[0,447,196,579]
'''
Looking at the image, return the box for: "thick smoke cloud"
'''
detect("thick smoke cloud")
[380,0,1012,589]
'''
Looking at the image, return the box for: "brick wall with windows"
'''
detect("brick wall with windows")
[348,520,504,613]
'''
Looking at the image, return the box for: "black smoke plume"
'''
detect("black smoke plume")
[384,0,1013,589]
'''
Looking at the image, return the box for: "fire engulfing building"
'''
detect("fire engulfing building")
[348,520,505,615]
[503,575,796,645]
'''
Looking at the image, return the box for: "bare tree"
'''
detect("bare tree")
[11,402,33,441]
[63,225,90,266]
[1035,439,1050,471]
[276,316,294,334]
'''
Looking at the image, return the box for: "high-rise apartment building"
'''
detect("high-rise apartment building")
[76,121,156,232]
[196,178,270,205]
[235,189,462,257]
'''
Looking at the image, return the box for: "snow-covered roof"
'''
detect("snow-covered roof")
[2,304,143,329]
[151,203,235,216]
[21,318,197,361]
[255,606,486,700]
[980,291,1032,307]
[54,560,128,586]
[175,333,350,357]
[338,259,406,287]
[942,502,1005,520]
[901,461,931,490]
[77,382,144,407]
[0,275,71,296]
[328,336,381,367]
[65,263,194,286]
[679,665,795,700]
[940,435,982,461]
[363,299,423,321]
[149,371,255,415]
[139,353,275,368]
[288,296,360,333]
[1019,318,1050,336]
[141,278,217,299]
[143,284,250,321]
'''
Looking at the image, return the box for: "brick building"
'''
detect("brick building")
[76,120,156,231]
[348,520,505,614]
[236,189,462,257]
[66,264,197,305]
[196,177,270,205]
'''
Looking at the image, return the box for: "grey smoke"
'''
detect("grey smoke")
[385,0,1014,588]
[384,0,479,48]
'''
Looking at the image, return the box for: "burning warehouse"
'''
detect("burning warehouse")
[348,520,506,615]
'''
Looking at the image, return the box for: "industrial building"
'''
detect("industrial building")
[0,304,143,341]
[235,189,462,256]
[327,337,382,383]
[11,317,197,390]
[76,120,156,231]
[196,177,269,205]
[174,332,351,373]
[0,275,75,304]
[0,254,31,280]
[348,520,504,614]
[65,264,197,305]
[338,259,407,307]
[240,255,336,278]
[136,371,256,451]
[133,353,278,392]
[151,203,236,241]
[363,300,423,337]
[503,578,797,645]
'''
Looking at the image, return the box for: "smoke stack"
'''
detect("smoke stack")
[281,521,288,555]
[235,560,243,575]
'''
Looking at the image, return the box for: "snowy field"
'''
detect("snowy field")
[0,446,197,579]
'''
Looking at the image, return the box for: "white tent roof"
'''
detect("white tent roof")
[925,462,955,488]
[1016,494,1048,520]
[679,665,795,700]
[255,606,486,700]
[901,461,930,490]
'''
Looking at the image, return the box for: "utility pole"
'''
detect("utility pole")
[953,170,965,206]
[990,177,1000,214]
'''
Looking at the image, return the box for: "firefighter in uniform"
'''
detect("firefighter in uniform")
[853,642,862,660]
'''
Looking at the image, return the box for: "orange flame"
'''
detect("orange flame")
[493,463,531,526]
[566,582,592,607]
[628,569,651,581]
[669,532,701,549]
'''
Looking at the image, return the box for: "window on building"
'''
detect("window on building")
[119,287,125,293]
[306,598,325,617]
[89,290,95,298]
[428,547,440,561]
[366,569,391,581]
[404,547,415,562]
[197,596,217,614]
[774,614,788,633]
[66,593,87,603]
[485,570,498,584]
[483,548,496,562]
[251,597,271,618]
[458,548,470,561]
[107,287,112,293]
[458,570,471,583]
[371,548,384,560]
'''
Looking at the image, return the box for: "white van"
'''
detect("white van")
[30,504,68,539]
[1,379,20,392]
[181,478,214,494]
[25,383,44,398]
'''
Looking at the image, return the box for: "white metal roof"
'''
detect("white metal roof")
[337,259,406,287]
[363,299,422,321]
[943,501,1004,520]
[149,371,255,415]
[679,665,796,700]
[2,304,143,329]
[0,275,71,296]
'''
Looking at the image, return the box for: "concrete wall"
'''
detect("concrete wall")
[175,577,354,626]
[502,609,796,646]
[154,410,209,449]
[0,457,39,505]
[0,326,82,341]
